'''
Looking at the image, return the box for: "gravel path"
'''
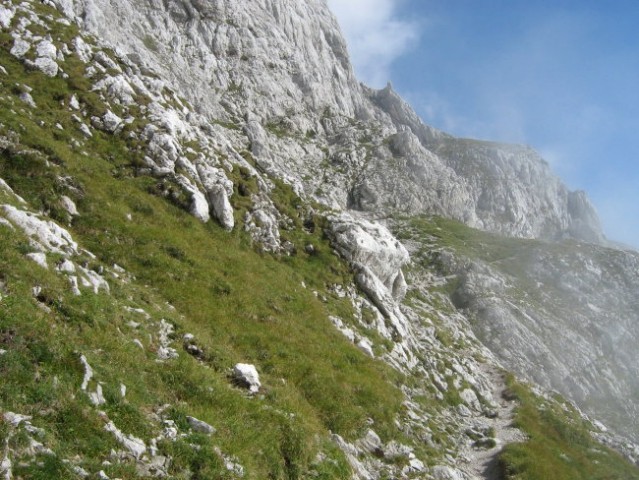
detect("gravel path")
[462,365,527,479]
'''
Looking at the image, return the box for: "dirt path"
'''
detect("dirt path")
[462,365,527,480]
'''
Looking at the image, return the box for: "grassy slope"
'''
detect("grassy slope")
[499,375,639,480]
[0,10,404,478]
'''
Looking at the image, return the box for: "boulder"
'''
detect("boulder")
[34,57,58,77]
[60,195,79,216]
[459,388,482,412]
[102,110,123,132]
[186,416,216,434]
[432,466,468,480]
[36,38,57,59]
[69,94,80,110]
[189,188,210,223]
[10,37,30,58]
[207,184,234,230]
[196,164,234,230]
[0,6,15,28]
[26,252,48,269]
[356,429,383,456]
[233,363,261,393]
[19,92,36,108]
[328,213,409,301]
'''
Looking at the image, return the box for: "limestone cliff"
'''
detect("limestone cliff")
[52,0,603,243]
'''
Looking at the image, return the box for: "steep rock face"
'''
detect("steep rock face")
[430,138,603,242]
[368,85,604,242]
[55,0,366,119]
[53,0,603,244]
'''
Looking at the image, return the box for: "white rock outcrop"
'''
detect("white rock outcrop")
[0,5,15,28]
[104,421,146,459]
[1,204,78,255]
[196,164,234,230]
[233,363,261,393]
[329,213,409,300]
[60,196,79,216]
[328,213,411,340]
[25,252,48,269]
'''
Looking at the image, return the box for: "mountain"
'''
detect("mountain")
[50,0,603,243]
[0,0,638,479]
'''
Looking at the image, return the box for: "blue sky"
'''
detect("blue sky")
[328,0,639,248]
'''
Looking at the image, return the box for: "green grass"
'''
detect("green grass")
[0,7,405,477]
[498,375,639,480]
[396,215,539,266]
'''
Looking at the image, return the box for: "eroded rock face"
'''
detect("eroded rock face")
[328,213,409,300]
[328,213,411,341]
[428,138,605,242]
[52,0,604,244]
[57,0,366,119]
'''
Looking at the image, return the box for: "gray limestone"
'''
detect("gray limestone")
[1,204,78,255]
[25,252,48,269]
[186,416,216,435]
[0,5,15,28]
[50,0,602,243]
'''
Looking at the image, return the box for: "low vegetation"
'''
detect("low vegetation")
[499,375,639,480]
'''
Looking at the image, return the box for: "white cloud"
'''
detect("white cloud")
[327,0,420,87]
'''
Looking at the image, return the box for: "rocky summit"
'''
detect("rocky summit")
[0,0,638,479]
